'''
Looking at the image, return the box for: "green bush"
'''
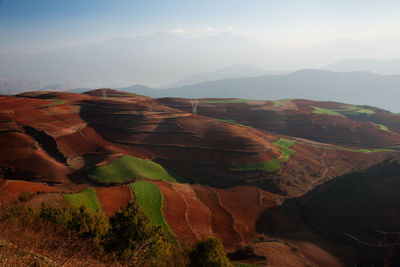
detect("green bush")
[188,237,232,267]
[39,203,109,252]
[106,202,172,266]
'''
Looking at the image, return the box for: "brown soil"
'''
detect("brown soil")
[95,186,131,217]
[171,183,212,239]
[192,185,242,249]
[253,240,310,267]
[0,180,58,205]
[150,180,196,243]
[213,186,266,242]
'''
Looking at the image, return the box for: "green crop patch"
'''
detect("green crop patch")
[88,155,180,184]
[130,180,173,236]
[273,138,296,161]
[232,138,296,172]
[311,105,375,116]
[63,188,102,213]
[201,99,250,104]
[312,144,396,153]
[212,118,252,128]
[336,147,394,153]
[41,99,66,107]
[311,106,341,116]
[378,124,391,133]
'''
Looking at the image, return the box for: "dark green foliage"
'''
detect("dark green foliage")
[17,192,35,202]
[188,237,232,267]
[39,203,109,252]
[106,202,172,266]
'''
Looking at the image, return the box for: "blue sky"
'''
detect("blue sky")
[1,0,400,53]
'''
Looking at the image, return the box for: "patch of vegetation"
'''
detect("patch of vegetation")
[63,188,102,213]
[106,202,174,266]
[231,160,281,172]
[378,124,391,133]
[1,201,179,266]
[311,106,341,116]
[311,105,375,116]
[231,138,296,172]
[129,180,173,237]
[201,99,250,104]
[41,99,66,107]
[188,237,233,267]
[336,147,394,153]
[312,144,396,153]
[18,192,35,202]
[40,203,109,252]
[273,138,296,161]
[212,118,252,128]
[272,100,284,107]
[88,155,179,184]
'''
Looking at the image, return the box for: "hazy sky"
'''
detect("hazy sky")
[1,0,400,53]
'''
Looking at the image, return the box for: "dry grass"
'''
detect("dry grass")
[0,205,122,267]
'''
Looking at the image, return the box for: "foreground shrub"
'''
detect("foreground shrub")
[39,203,109,252]
[106,202,172,266]
[188,237,232,267]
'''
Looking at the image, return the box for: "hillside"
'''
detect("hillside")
[1,89,400,266]
[128,70,400,113]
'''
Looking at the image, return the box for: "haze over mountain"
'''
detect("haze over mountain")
[1,33,400,90]
[325,58,400,75]
[163,64,275,88]
[123,69,400,113]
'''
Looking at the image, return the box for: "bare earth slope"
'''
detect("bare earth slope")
[1,90,400,266]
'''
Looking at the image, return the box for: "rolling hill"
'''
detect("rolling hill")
[1,89,400,266]
[124,69,400,113]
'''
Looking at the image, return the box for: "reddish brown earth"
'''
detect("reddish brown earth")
[1,90,400,265]
[150,180,197,243]
[170,183,213,240]
[158,97,400,148]
[95,186,132,217]
[192,185,243,249]
[213,186,266,242]
[0,180,58,205]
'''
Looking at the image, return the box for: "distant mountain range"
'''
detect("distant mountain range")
[325,58,400,75]
[1,32,400,88]
[120,69,400,113]
[163,64,282,88]
[0,78,66,95]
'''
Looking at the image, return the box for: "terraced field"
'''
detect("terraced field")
[231,138,296,172]
[63,188,102,213]
[1,90,400,265]
[129,180,173,236]
[88,155,179,184]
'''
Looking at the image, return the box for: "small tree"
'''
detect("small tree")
[188,237,233,267]
[106,202,172,266]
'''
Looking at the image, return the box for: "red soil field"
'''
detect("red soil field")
[0,180,58,205]
[150,180,196,243]
[253,240,311,267]
[56,131,103,158]
[192,185,242,249]
[0,147,71,183]
[95,186,132,217]
[171,183,212,240]
[213,186,267,242]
